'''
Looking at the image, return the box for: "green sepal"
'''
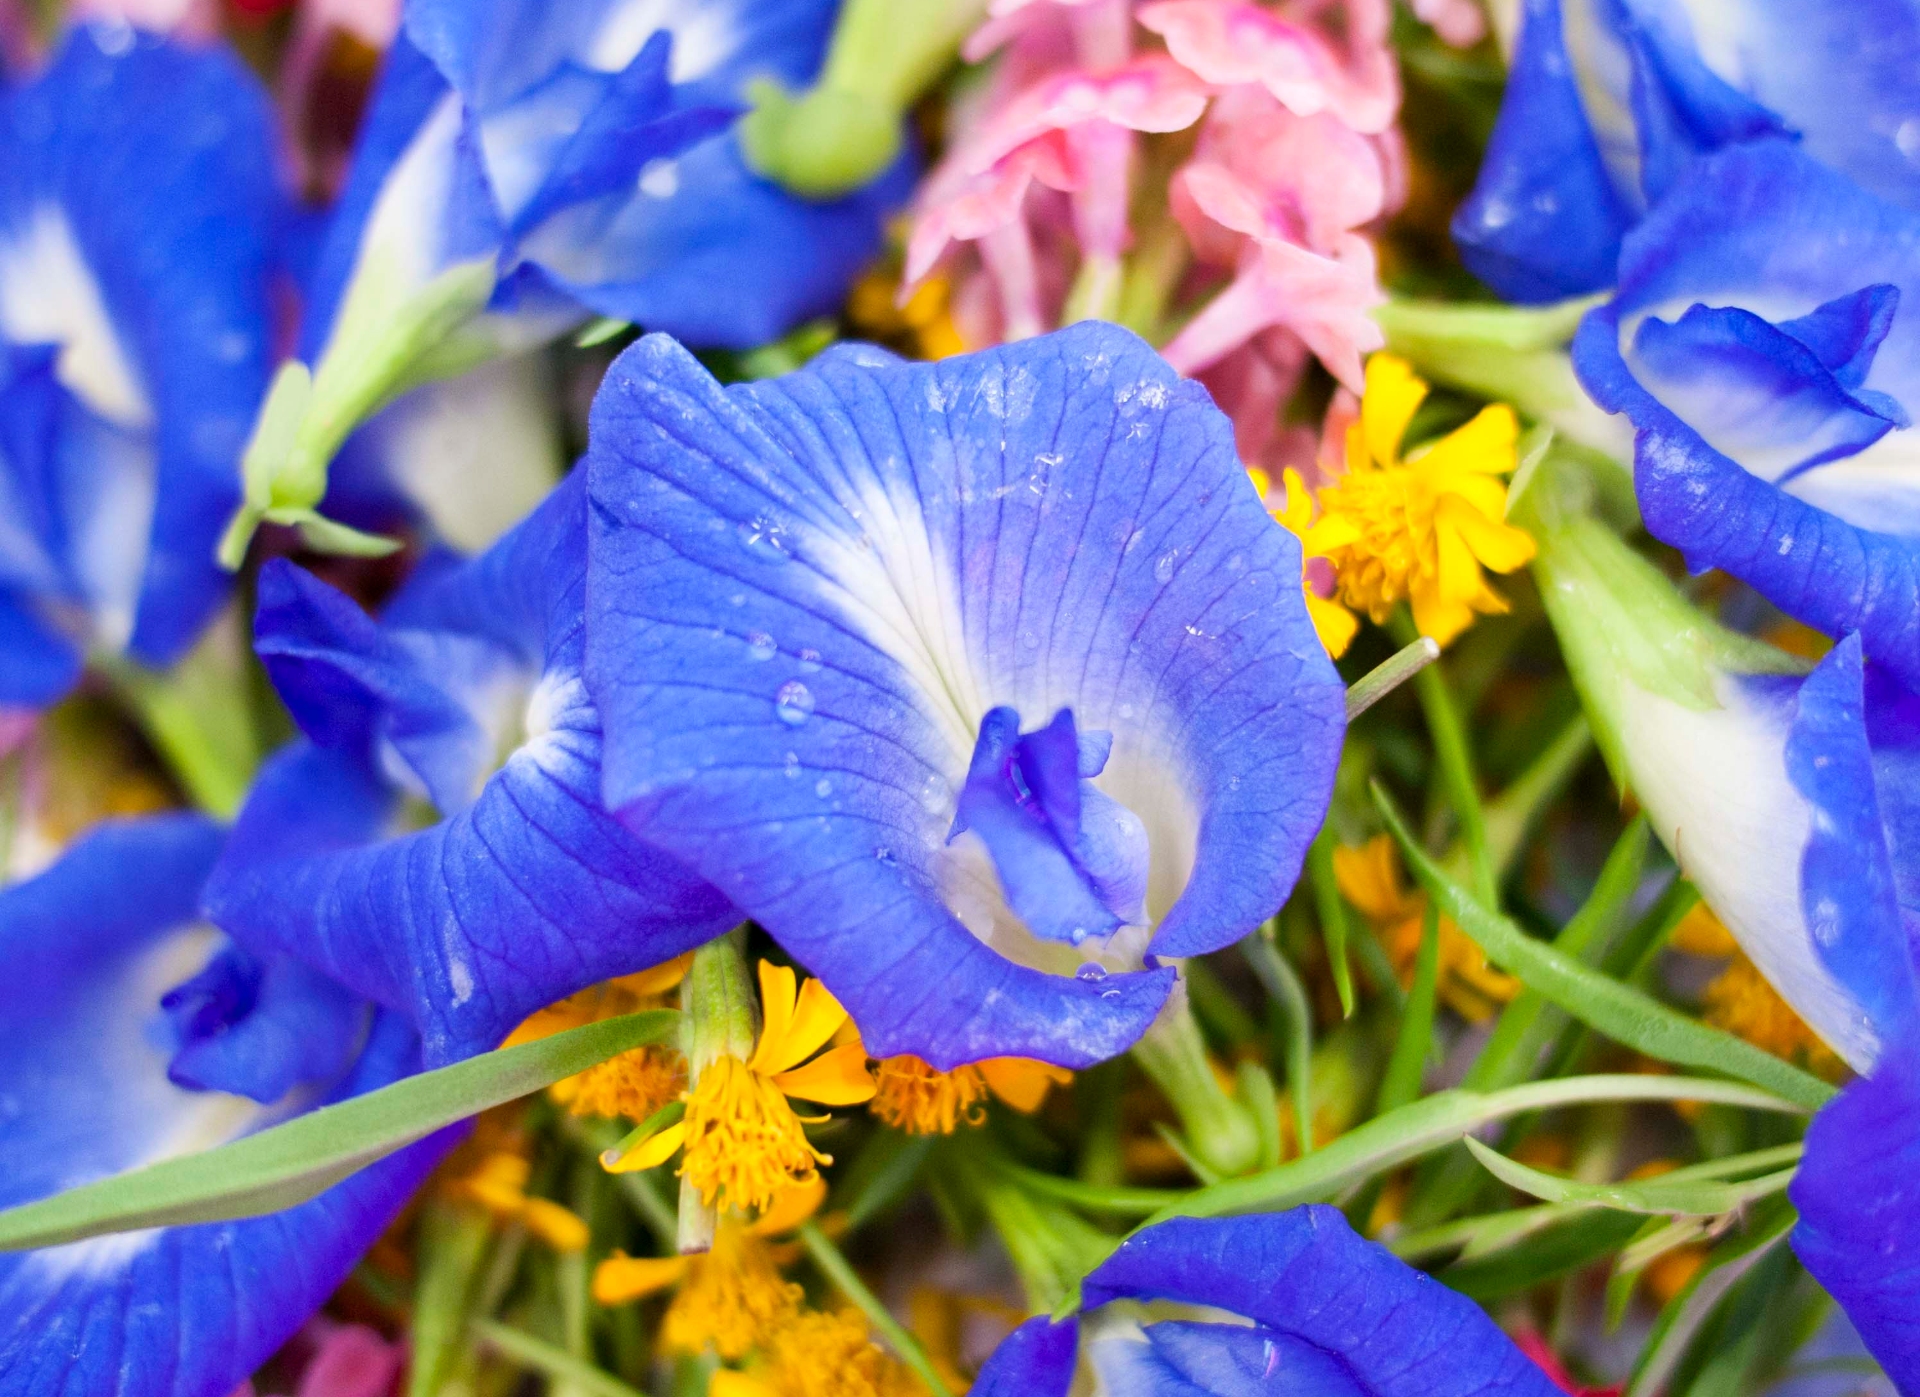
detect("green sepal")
[1462,1137,1798,1216]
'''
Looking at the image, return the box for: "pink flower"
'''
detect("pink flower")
[69,0,220,38]
[227,1318,404,1397]
[1410,0,1487,48]
[1138,0,1398,134]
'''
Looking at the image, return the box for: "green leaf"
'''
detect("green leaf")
[1626,1200,1798,1397]
[1144,1073,1804,1228]
[1376,903,1441,1116]
[1307,829,1357,1017]
[1441,1208,1646,1303]
[0,1009,680,1251]
[1463,1138,1797,1216]
[1373,782,1835,1111]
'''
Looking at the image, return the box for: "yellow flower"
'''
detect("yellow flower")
[501,955,692,1125]
[593,1178,827,1359]
[869,1054,1072,1135]
[848,269,967,361]
[446,1149,589,1253]
[1333,834,1518,1022]
[709,1308,923,1397]
[1670,904,1845,1078]
[609,962,877,1214]
[1257,465,1361,659]
[1317,354,1534,647]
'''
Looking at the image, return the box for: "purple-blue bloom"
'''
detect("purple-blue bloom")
[0,814,447,1397]
[972,1208,1561,1396]
[203,470,736,1066]
[1572,141,1920,693]
[1454,0,1920,302]
[582,322,1346,1070]
[0,25,281,708]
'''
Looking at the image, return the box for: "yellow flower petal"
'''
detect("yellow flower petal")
[761,977,851,1076]
[1306,591,1360,659]
[749,1175,829,1237]
[977,1057,1072,1113]
[751,961,802,1073]
[1437,495,1537,574]
[770,1041,877,1105]
[709,1374,776,1397]
[605,1119,688,1174]
[1332,836,1415,923]
[593,1252,691,1305]
[1414,402,1518,476]
[617,952,694,998]
[1410,580,1478,648]
[1362,354,1428,468]
[522,1197,590,1253]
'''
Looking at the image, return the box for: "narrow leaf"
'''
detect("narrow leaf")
[1373,782,1835,1111]
[1625,1201,1798,1397]
[1463,1139,1796,1216]
[0,1010,680,1251]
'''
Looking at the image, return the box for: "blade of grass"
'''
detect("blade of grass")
[1374,783,1833,1112]
[1375,903,1441,1116]
[471,1317,652,1397]
[1389,613,1496,906]
[1308,828,1357,1016]
[1242,925,1316,1154]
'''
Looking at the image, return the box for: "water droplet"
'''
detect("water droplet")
[875,846,897,867]
[1226,552,1245,573]
[1020,629,1040,649]
[737,515,790,562]
[783,751,801,779]
[1154,551,1177,584]
[796,648,822,673]
[1118,703,1135,720]
[774,681,814,726]
[745,630,777,661]
[1100,988,1121,1000]
[814,777,833,798]
[920,775,951,814]
[1075,963,1108,982]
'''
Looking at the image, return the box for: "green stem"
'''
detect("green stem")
[1308,828,1357,1017]
[1346,635,1442,721]
[798,1220,956,1397]
[1482,713,1594,882]
[1130,994,1261,1178]
[470,1317,653,1397]
[678,928,759,1252]
[1241,928,1316,1155]
[1389,613,1496,906]
[1376,904,1440,1116]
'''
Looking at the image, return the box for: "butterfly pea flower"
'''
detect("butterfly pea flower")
[0,26,280,708]
[202,470,739,1067]
[971,1207,1562,1396]
[233,0,912,560]
[1533,508,1920,1387]
[1572,142,1920,693]
[0,814,449,1395]
[1455,0,1920,303]
[583,321,1346,1071]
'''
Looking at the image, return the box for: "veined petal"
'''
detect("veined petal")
[0,816,446,1397]
[1091,1320,1368,1396]
[586,324,1344,1068]
[971,1316,1081,1397]
[1573,143,1920,690]
[0,26,279,675]
[205,476,737,1065]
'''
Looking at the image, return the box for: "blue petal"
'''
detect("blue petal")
[584,324,1344,1068]
[162,945,366,1104]
[0,26,280,669]
[1080,1209,1561,1397]
[0,589,79,707]
[0,816,446,1397]
[1573,142,1920,690]
[1782,636,1920,1056]
[206,476,737,1065]
[1792,1034,1920,1393]
[1452,0,1636,301]
[1092,1321,1368,1397]
[971,1316,1081,1397]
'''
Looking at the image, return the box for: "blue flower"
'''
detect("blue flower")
[972,1208,1561,1396]
[0,814,447,1396]
[582,322,1346,1069]
[1570,142,1920,692]
[1454,0,1920,302]
[203,469,737,1067]
[0,26,281,708]
[1533,511,1920,1388]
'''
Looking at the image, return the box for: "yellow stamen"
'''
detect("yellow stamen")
[661,1222,805,1361]
[502,956,693,1123]
[1316,354,1533,647]
[739,1309,924,1397]
[870,1054,1072,1134]
[681,1055,833,1214]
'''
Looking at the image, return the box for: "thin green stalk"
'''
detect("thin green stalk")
[1482,713,1594,881]
[1376,905,1440,1116]
[1308,828,1357,1016]
[1130,996,1261,1178]
[996,1162,1191,1217]
[798,1220,956,1396]
[1346,635,1442,721]
[470,1317,653,1397]
[1241,927,1316,1154]
[1388,613,1496,905]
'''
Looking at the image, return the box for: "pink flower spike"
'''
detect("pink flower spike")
[970,57,1211,172]
[1161,233,1384,391]
[294,1323,403,1397]
[1173,102,1385,256]
[1139,0,1399,134]
[966,0,1108,62]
